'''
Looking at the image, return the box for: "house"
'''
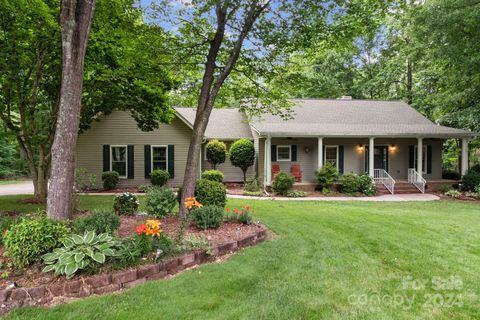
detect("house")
[76,98,476,193]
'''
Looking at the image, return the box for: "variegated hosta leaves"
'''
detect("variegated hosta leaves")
[42,231,119,279]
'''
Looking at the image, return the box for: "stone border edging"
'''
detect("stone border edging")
[0,227,267,314]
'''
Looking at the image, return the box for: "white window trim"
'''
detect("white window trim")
[414,145,428,174]
[151,145,168,172]
[324,145,339,170]
[110,145,128,178]
[276,145,291,162]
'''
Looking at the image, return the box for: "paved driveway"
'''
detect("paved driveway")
[0,181,34,196]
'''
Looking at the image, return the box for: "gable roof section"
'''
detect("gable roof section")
[175,108,253,140]
[250,99,476,138]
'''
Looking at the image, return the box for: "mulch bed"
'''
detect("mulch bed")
[0,215,264,290]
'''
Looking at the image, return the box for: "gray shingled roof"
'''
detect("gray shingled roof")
[250,99,476,138]
[175,108,253,140]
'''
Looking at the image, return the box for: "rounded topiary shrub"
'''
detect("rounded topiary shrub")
[192,205,224,230]
[75,211,121,235]
[461,171,480,191]
[150,169,170,187]
[102,171,119,190]
[113,192,139,215]
[271,172,295,195]
[229,138,255,183]
[4,218,70,267]
[201,170,224,183]
[206,140,227,169]
[339,174,360,194]
[145,187,177,218]
[195,179,227,208]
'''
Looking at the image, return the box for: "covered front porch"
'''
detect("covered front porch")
[260,136,470,194]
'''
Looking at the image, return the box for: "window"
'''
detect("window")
[324,146,338,169]
[151,146,168,171]
[414,146,427,174]
[111,146,127,178]
[277,145,291,161]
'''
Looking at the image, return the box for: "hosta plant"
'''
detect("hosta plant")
[42,231,119,279]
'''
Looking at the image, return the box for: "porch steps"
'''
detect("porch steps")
[376,182,422,195]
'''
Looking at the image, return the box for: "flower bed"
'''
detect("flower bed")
[0,220,267,314]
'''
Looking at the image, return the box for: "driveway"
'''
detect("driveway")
[0,181,34,196]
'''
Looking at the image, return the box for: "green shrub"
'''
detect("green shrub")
[437,184,454,194]
[152,234,174,256]
[150,169,170,187]
[42,231,119,279]
[461,171,480,191]
[74,211,121,235]
[4,218,70,267]
[357,174,376,196]
[271,172,294,195]
[442,170,461,180]
[192,205,224,230]
[113,192,139,215]
[244,178,261,192]
[243,190,263,197]
[102,171,119,190]
[201,170,224,183]
[205,140,227,169]
[145,187,177,217]
[445,189,462,199]
[229,138,255,183]
[116,237,143,268]
[134,233,153,256]
[315,163,338,189]
[339,174,361,194]
[0,217,17,244]
[195,179,227,208]
[470,163,480,174]
[75,168,97,191]
[286,190,306,197]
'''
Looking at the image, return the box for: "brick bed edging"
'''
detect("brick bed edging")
[0,227,268,314]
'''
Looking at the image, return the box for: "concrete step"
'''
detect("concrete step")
[376,183,421,194]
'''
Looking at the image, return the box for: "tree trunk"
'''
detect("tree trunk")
[243,169,247,184]
[47,0,96,220]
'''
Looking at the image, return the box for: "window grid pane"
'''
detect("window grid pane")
[111,147,127,177]
[152,147,167,171]
[277,146,290,160]
[325,147,337,166]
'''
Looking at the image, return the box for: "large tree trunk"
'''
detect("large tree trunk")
[47,0,96,220]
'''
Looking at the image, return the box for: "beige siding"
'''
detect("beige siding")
[201,140,254,182]
[76,111,192,188]
[258,137,443,183]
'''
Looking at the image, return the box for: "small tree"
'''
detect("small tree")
[206,140,227,169]
[229,139,255,183]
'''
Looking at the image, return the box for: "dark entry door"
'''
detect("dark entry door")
[365,146,389,173]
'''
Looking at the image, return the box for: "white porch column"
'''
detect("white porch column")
[265,136,272,185]
[461,138,469,176]
[417,137,423,179]
[317,137,323,170]
[369,137,375,177]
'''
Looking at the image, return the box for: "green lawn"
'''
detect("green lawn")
[2,196,480,319]
[0,180,27,185]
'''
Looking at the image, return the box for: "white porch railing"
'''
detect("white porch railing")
[373,169,395,194]
[408,168,426,193]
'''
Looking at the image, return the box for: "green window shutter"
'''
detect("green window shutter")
[103,145,110,172]
[291,145,297,161]
[144,145,151,179]
[338,145,344,174]
[427,145,432,174]
[364,146,369,173]
[409,145,415,169]
[127,145,134,179]
[271,145,277,162]
[167,145,175,178]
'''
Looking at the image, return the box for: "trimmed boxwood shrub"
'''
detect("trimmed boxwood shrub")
[206,140,227,169]
[4,218,70,267]
[229,138,255,183]
[150,169,170,187]
[74,211,121,235]
[315,162,338,189]
[195,179,227,208]
[461,171,480,191]
[271,172,295,195]
[192,205,224,230]
[145,187,177,217]
[113,192,139,215]
[339,174,361,194]
[102,171,119,190]
[201,170,224,183]
[357,174,376,196]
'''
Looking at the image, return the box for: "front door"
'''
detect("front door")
[365,146,389,173]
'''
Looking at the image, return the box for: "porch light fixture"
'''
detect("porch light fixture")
[358,144,364,151]
[390,144,397,151]
[304,147,310,154]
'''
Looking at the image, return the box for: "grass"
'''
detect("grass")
[1,195,480,319]
[0,180,28,185]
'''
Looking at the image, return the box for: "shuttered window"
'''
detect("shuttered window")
[325,146,339,169]
[277,145,291,161]
[111,146,127,178]
[151,146,168,171]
